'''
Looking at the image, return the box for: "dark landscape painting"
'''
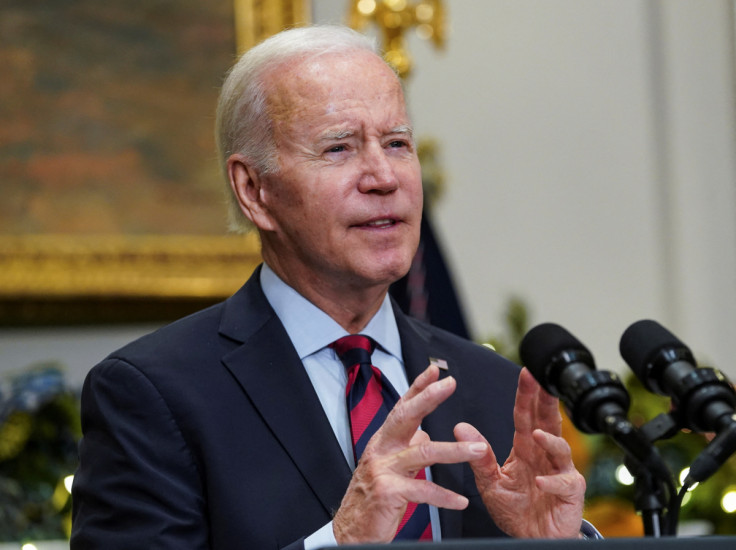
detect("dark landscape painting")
[1,0,237,235]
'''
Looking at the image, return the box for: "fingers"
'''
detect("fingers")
[533,431,586,500]
[515,368,562,437]
[336,393,478,545]
[374,366,455,449]
[389,473,470,510]
[402,364,442,400]
[346,365,478,513]
[377,363,485,469]
[334,454,471,543]
[395,439,488,474]
[369,425,488,483]
[453,422,498,474]
[531,429,575,472]
[409,429,430,447]
[535,470,587,499]
[533,375,563,436]
[513,368,538,434]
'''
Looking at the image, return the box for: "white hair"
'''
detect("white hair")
[215,25,380,233]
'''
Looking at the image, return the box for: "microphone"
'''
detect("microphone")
[520,323,631,435]
[620,319,736,482]
[619,319,736,434]
[521,323,675,535]
[520,323,672,481]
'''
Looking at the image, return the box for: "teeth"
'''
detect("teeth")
[365,219,394,227]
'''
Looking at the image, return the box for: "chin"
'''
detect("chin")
[363,257,413,286]
[345,242,416,285]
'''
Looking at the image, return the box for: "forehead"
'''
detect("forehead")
[264,50,409,134]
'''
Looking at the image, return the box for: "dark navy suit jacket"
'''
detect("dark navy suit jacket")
[71,266,521,549]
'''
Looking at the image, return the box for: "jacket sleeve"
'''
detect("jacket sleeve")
[71,358,209,549]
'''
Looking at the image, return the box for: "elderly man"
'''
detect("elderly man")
[71,25,593,549]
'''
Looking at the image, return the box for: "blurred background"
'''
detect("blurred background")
[1,0,735,543]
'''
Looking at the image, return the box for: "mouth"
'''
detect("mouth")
[360,218,398,229]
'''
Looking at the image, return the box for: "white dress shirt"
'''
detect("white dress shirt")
[259,264,441,547]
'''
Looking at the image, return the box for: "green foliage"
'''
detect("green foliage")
[481,295,529,366]
[0,364,80,542]
[585,372,736,535]
[486,297,736,535]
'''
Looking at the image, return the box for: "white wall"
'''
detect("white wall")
[405,0,666,372]
[0,325,161,389]
[2,0,735,387]
[321,0,736,376]
[653,2,736,374]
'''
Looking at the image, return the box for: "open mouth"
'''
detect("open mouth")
[360,218,397,229]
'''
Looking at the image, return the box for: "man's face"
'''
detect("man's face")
[256,50,423,294]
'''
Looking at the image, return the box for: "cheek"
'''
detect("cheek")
[404,170,424,211]
[264,177,307,219]
[412,180,424,208]
[397,158,422,190]
[268,181,341,241]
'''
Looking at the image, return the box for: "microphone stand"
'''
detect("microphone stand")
[619,408,736,535]
[625,455,670,536]
[602,412,677,537]
[633,412,683,536]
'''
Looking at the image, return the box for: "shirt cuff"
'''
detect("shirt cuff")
[304,521,337,550]
[580,519,604,539]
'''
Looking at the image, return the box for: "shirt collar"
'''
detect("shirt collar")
[260,263,402,362]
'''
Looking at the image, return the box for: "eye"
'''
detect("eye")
[325,144,347,154]
[387,140,408,149]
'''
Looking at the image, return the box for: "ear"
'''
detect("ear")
[227,154,278,231]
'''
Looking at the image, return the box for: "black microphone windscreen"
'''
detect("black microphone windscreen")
[519,323,589,383]
[619,319,686,380]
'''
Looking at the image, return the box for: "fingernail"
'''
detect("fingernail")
[469,442,487,454]
[439,376,454,388]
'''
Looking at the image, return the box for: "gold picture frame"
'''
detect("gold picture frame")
[0,1,309,326]
[0,234,262,325]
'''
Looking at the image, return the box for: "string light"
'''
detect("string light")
[357,0,377,15]
[64,475,74,493]
[679,468,698,491]
[721,488,736,513]
[615,464,634,486]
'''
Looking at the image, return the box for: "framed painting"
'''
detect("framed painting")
[0,0,309,325]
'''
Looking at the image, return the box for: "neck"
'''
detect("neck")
[263,258,390,334]
[316,289,387,334]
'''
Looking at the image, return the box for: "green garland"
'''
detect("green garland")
[0,364,80,542]
[483,298,736,536]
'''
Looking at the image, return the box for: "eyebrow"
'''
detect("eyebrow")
[320,129,355,141]
[318,125,414,143]
[390,125,414,138]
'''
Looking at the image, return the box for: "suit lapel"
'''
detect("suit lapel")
[217,274,467,535]
[394,303,465,539]
[219,270,352,516]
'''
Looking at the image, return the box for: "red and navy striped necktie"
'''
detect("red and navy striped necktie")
[330,334,432,541]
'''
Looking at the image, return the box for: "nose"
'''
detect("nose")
[357,142,400,194]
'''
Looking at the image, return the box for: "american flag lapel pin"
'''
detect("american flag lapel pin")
[428,357,449,371]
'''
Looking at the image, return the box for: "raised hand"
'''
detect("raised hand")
[332,365,488,543]
[454,367,586,539]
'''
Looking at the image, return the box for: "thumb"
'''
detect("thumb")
[454,422,498,472]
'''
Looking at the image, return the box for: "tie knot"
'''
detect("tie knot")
[330,334,375,370]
